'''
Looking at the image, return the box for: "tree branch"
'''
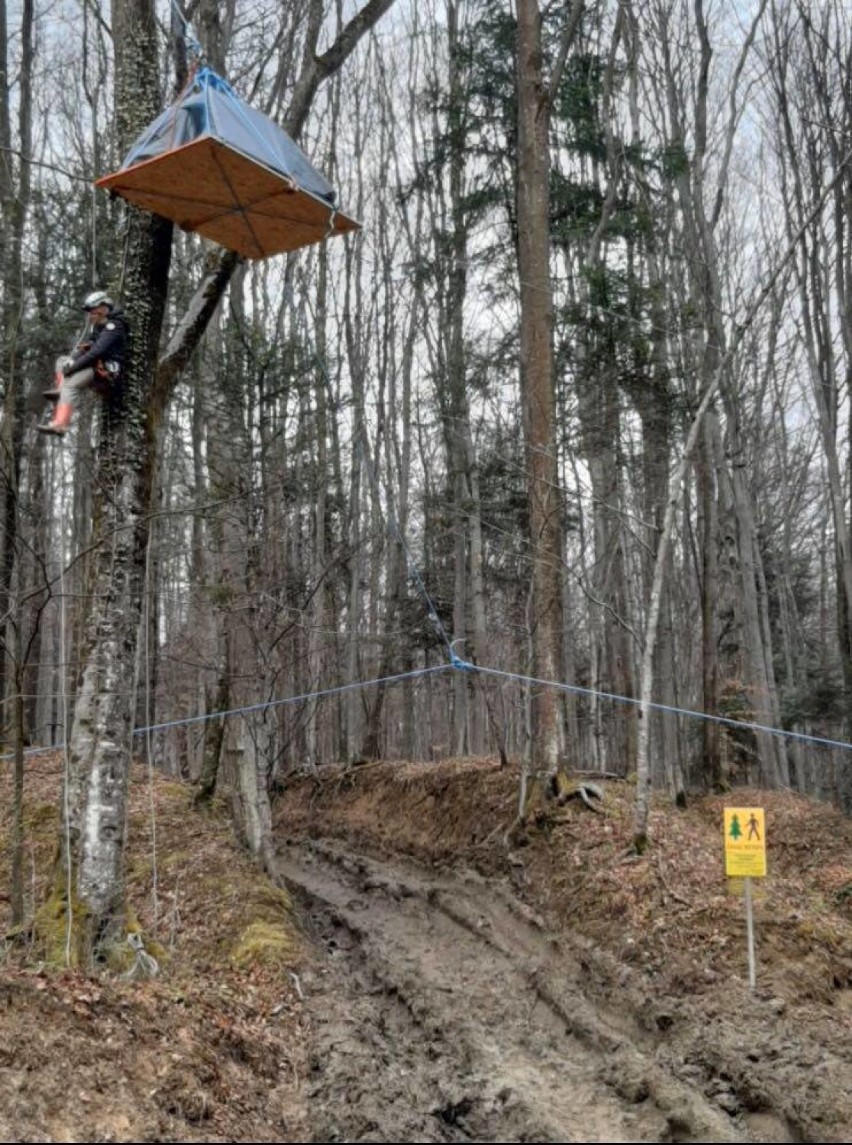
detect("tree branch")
[154,0,398,409]
[153,247,240,412]
[286,0,396,137]
[547,0,585,106]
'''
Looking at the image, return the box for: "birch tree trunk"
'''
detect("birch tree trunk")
[58,0,173,960]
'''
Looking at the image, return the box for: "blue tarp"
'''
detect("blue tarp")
[120,68,336,206]
[98,66,359,257]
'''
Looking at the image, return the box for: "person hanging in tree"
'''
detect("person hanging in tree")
[38,290,128,437]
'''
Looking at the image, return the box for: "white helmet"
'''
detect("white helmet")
[82,289,113,311]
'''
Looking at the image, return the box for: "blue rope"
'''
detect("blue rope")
[169,0,202,62]
[194,67,301,177]
[138,664,452,735]
[12,658,852,762]
[5,665,453,761]
[449,645,476,671]
[470,664,852,754]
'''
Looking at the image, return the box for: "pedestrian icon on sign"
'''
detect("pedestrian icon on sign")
[724,807,766,879]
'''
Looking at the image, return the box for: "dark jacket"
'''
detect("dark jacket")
[65,307,129,378]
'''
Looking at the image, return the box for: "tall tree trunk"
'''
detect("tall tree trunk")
[1,0,33,926]
[343,237,366,762]
[9,640,26,927]
[697,413,721,788]
[515,0,564,815]
[717,405,789,786]
[58,0,173,961]
[0,0,33,735]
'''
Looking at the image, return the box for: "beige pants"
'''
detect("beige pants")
[55,355,95,410]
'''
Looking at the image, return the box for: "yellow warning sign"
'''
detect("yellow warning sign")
[724,807,766,878]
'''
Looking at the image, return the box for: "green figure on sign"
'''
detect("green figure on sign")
[729,814,742,840]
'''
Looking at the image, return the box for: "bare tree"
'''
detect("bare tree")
[514,0,567,813]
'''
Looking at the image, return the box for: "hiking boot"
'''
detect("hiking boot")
[37,401,73,436]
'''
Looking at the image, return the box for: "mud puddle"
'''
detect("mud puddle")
[279,838,770,1143]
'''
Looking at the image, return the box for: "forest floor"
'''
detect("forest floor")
[1,754,851,1142]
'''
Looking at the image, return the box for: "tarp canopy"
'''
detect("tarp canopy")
[96,68,360,259]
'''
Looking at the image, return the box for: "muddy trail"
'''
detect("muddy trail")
[4,758,848,1144]
[279,838,800,1144]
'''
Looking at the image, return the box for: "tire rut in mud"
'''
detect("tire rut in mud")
[279,838,752,1144]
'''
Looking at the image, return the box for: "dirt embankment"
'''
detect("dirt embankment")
[0,759,309,1144]
[276,758,852,1143]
